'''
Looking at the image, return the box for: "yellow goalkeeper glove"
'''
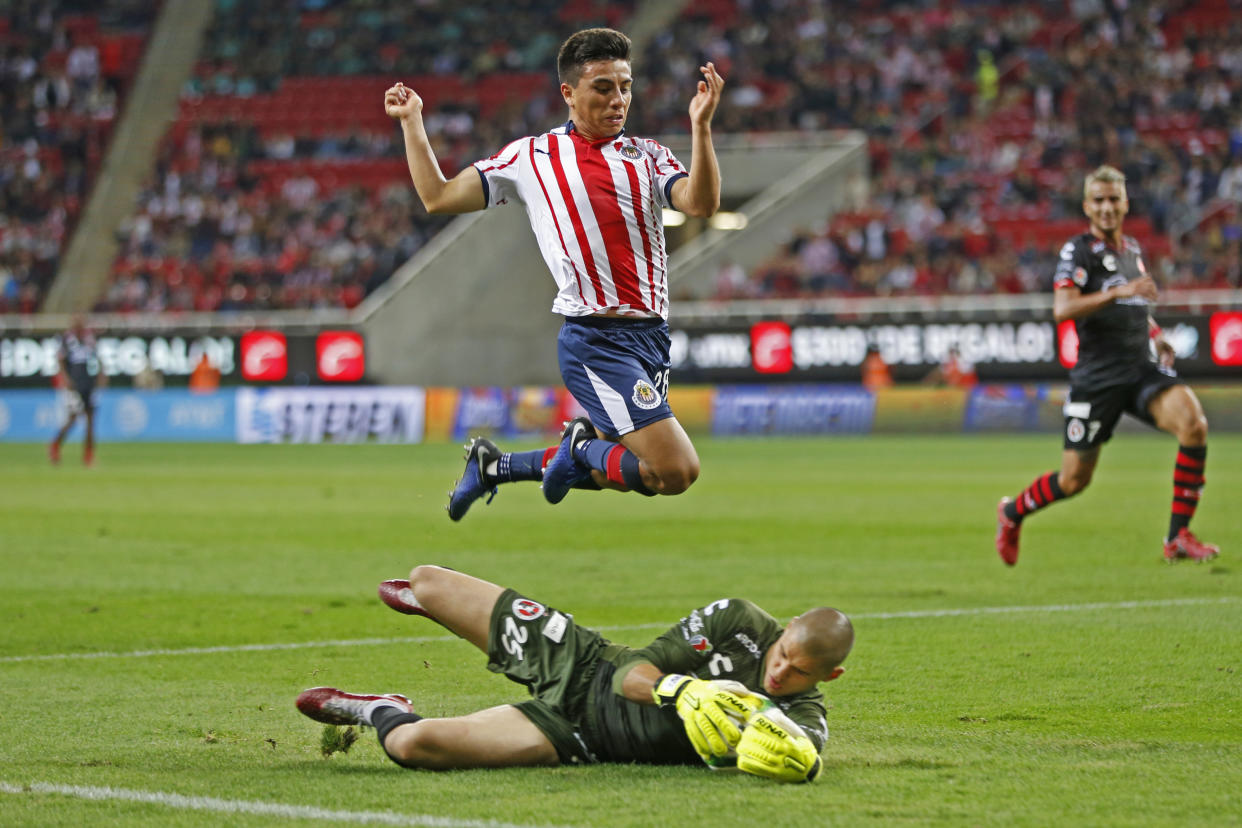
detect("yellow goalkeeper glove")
[736,702,823,783]
[653,674,761,762]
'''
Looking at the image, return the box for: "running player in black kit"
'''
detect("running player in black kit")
[49,316,105,466]
[996,166,1218,565]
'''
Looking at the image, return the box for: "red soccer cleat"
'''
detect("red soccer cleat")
[996,497,1022,566]
[1163,528,1220,563]
[48,442,60,465]
[295,687,412,726]
[377,579,434,619]
[83,447,94,467]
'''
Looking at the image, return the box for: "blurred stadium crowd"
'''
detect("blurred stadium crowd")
[2,0,1240,315]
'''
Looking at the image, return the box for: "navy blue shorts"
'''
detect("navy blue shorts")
[557,316,674,439]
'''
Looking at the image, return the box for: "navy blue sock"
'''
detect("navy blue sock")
[495,449,545,483]
[619,451,656,496]
[575,438,655,495]
[574,437,614,471]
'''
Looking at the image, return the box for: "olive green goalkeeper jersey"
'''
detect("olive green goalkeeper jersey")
[581,598,829,763]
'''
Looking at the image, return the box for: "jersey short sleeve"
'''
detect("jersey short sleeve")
[637,138,688,209]
[1053,237,1091,291]
[472,138,528,208]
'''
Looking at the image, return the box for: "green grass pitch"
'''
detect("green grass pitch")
[1,434,1238,826]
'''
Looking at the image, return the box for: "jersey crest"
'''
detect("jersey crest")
[632,379,661,409]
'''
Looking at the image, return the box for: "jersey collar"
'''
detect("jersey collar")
[565,120,626,145]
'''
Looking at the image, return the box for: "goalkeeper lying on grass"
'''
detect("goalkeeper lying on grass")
[296,564,853,783]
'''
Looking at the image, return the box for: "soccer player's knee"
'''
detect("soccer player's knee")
[658,458,700,495]
[1184,414,1208,445]
[408,565,449,602]
[383,720,437,767]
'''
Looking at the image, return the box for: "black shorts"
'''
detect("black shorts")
[65,386,97,415]
[1062,364,1182,450]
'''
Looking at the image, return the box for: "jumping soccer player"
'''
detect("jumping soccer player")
[995,165,1218,565]
[383,28,724,519]
[296,565,852,782]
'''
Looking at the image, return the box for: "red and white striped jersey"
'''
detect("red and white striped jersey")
[472,122,688,319]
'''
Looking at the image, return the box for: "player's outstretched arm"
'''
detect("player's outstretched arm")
[384,83,485,214]
[671,62,723,218]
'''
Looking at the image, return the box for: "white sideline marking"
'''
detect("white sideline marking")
[0,781,577,828]
[0,597,1236,665]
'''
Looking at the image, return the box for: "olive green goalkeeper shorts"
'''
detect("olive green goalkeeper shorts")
[486,588,608,765]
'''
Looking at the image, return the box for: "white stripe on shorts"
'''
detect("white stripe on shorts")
[584,364,635,435]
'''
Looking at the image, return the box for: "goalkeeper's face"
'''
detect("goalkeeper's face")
[761,631,840,697]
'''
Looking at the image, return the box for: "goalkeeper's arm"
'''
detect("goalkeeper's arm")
[617,662,761,762]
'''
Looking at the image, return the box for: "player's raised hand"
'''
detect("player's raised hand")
[688,61,724,126]
[384,82,423,120]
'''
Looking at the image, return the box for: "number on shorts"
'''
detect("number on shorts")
[651,368,669,401]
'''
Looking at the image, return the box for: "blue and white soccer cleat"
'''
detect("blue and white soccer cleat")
[446,437,501,521]
[541,417,593,505]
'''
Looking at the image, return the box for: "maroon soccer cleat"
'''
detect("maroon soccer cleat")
[48,442,60,465]
[295,687,412,726]
[996,497,1022,566]
[1163,529,1220,563]
[378,579,434,619]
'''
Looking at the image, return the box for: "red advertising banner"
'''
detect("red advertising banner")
[240,331,288,381]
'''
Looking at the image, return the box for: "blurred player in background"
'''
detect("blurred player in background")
[296,565,852,782]
[923,345,978,388]
[996,166,1218,565]
[49,315,105,466]
[383,28,725,520]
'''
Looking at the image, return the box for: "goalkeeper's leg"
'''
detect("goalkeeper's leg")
[387,565,504,652]
[377,704,559,770]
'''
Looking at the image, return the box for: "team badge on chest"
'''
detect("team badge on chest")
[689,635,712,653]
[617,144,643,161]
[632,379,661,409]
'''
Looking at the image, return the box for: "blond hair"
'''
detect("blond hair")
[1084,165,1127,199]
